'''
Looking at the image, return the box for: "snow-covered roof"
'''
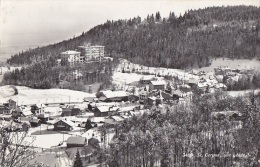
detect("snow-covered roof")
[188,78,199,84]
[22,110,33,116]
[119,106,135,112]
[61,50,80,55]
[90,117,106,123]
[30,118,40,123]
[172,90,182,96]
[110,116,124,122]
[96,106,119,112]
[53,119,74,127]
[101,90,128,98]
[67,136,86,145]
[150,80,166,86]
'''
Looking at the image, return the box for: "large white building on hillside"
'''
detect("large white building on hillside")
[78,45,105,62]
[60,50,82,66]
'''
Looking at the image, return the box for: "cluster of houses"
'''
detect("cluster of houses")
[1,64,256,154]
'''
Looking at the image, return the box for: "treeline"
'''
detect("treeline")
[2,57,116,90]
[7,6,260,69]
[103,91,260,167]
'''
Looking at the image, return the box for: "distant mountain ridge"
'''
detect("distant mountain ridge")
[6,5,260,69]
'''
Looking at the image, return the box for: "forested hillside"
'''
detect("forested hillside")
[101,91,260,167]
[7,6,260,69]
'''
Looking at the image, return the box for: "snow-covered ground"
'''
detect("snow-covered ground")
[198,58,260,72]
[112,69,198,88]
[114,59,198,81]
[25,133,71,149]
[0,86,95,105]
[228,89,260,97]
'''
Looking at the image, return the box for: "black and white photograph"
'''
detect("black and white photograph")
[0,0,260,166]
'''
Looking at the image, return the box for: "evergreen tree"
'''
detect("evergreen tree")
[73,150,84,167]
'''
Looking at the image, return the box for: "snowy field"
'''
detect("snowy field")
[115,59,198,79]
[112,59,199,86]
[25,133,71,149]
[0,86,95,105]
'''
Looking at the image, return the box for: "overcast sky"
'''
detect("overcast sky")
[0,0,259,47]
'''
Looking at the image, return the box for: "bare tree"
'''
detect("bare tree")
[0,126,37,167]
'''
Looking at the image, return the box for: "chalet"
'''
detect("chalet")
[30,118,41,127]
[99,90,128,102]
[53,119,74,131]
[67,136,86,148]
[149,80,166,91]
[140,75,155,84]
[93,106,119,117]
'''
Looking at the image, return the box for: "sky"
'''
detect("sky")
[0,0,259,60]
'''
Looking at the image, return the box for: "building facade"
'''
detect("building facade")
[53,120,74,131]
[60,50,82,66]
[78,45,105,62]
[149,80,166,91]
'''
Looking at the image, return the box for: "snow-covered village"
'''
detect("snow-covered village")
[1,1,260,167]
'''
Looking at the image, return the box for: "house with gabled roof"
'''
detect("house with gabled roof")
[93,106,119,117]
[53,119,74,131]
[149,80,166,91]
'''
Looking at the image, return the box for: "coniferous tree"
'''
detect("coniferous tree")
[73,150,83,167]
